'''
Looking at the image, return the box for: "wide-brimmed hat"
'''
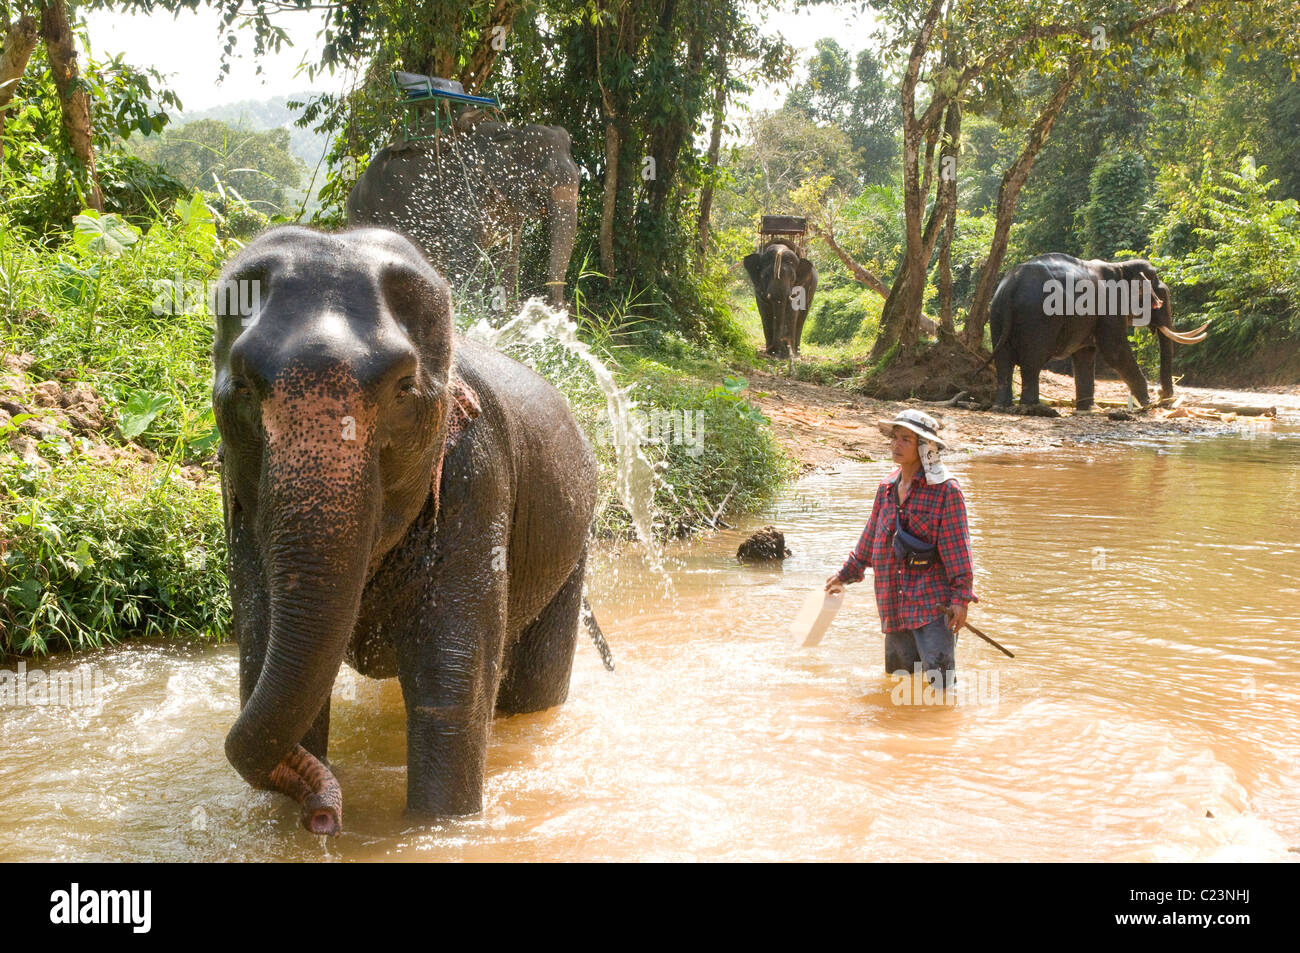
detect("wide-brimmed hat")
[877,408,948,449]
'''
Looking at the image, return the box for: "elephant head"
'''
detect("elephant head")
[1113,258,1208,401]
[213,226,465,833]
[743,240,817,360]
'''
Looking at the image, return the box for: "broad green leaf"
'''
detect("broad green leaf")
[72,210,141,257]
[118,391,174,439]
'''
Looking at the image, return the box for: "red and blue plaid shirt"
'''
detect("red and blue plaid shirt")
[838,467,978,632]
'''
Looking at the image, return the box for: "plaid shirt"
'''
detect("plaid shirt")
[837,467,978,632]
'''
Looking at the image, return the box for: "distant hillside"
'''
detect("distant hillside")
[173,92,330,173]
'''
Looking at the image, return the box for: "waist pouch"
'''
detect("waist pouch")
[891,484,939,569]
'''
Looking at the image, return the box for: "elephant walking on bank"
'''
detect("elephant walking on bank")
[347,114,579,308]
[988,253,1208,411]
[743,239,818,360]
[213,226,599,834]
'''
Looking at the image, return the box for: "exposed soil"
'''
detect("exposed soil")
[0,350,210,484]
[747,360,1300,471]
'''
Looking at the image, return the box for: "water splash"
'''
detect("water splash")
[465,299,666,573]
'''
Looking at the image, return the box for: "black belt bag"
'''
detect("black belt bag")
[891,483,939,569]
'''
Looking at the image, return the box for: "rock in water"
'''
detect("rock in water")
[737,526,792,562]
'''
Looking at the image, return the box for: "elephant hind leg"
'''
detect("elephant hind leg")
[496,552,586,714]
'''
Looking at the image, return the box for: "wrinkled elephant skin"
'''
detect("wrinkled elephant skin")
[213,226,598,833]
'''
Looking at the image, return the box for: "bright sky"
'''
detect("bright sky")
[84,2,880,115]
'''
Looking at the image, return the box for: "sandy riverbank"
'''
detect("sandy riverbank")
[746,367,1300,470]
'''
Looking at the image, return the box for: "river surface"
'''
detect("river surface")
[3,426,1299,861]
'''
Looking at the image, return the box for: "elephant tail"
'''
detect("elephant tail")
[582,598,615,672]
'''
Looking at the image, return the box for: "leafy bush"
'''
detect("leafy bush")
[1151,158,1300,368]
[0,458,228,656]
[1081,149,1156,259]
[805,283,880,345]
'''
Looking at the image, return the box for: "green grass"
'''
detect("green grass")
[0,455,227,657]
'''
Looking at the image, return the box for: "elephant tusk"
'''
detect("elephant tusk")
[1158,325,1208,344]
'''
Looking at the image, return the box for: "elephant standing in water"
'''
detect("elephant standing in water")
[213,226,598,834]
[347,113,579,308]
[988,253,1209,412]
[743,239,818,359]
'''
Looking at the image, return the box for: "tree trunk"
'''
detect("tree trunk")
[963,62,1080,348]
[695,47,728,257]
[458,0,521,93]
[938,204,955,333]
[0,14,39,165]
[39,0,103,211]
[868,0,944,362]
[599,120,620,276]
[812,224,890,297]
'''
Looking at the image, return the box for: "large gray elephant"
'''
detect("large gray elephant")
[988,253,1208,411]
[213,226,599,834]
[346,114,579,308]
[743,239,818,359]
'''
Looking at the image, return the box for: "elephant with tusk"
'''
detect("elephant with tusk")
[213,226,599,834]
[987,253,1209,412]
[743,239,818,361]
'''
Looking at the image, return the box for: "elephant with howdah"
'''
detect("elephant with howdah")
[346,113,579,308]
[213,225,598,834]
[988,253,1208,411]
[743,239,818,359]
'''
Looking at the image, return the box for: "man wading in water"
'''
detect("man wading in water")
[825,409,978,691]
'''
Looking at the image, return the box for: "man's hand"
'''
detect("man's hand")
[825,574,846,595]
[943,603,967,633]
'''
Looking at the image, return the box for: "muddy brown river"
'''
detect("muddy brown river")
[3,425,1298,861]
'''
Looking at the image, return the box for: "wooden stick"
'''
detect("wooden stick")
[965,620,1016,658]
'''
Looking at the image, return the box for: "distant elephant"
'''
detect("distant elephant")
[743,239,818,359]
[347,114,579,308]
[988,253,1208,411]
[213,226,599,834]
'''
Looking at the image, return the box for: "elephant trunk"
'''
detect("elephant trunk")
[1157,322,1175,401]
[224,368,379,835]
[547,184,578,308]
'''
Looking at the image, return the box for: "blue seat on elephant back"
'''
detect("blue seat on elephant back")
[392,71,499,108]
[390,71,503,143]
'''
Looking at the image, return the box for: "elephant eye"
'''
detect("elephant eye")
[231,377,252,399]
[396,376,417,399]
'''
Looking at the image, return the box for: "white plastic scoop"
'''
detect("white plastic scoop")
[789,588,844,647]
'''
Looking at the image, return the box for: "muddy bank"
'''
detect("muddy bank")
[747,366,1300,470]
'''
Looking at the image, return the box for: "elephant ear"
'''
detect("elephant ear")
[743,253,764,287]
[795,258,814,284]
[431,373,482,516]
[445,372,481,450]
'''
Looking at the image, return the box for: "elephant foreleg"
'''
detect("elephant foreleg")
[1072,346,1097,411]
[756,298,776,354]
[397,545,508,818]
[1096,319,1152,406]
